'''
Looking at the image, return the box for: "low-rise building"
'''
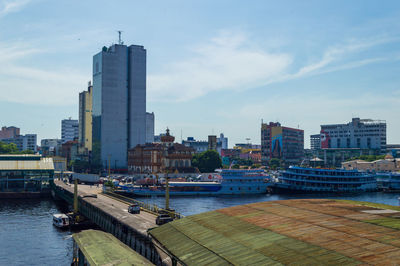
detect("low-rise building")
[0,155,54,192]
[41,139,62,156]
[128,129,195,173]
[0,126,20,140]
[342,158,400,172]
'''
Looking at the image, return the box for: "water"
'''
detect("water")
[138,192,400,216]
[0,199,73,266]
[0,193,398,265]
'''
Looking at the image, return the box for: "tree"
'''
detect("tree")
[192,150,222,173]
[269,158,281,170]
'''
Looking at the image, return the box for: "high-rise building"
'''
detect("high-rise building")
[217,133,228,149]
[261,122,304,166]
[208,135,217,151]
[310,134,321,150]
[0,126,20,140]
[61,118,79,144]
[145,112,154,143]
[320,118,386,152]
[79,82,93,151]
[92,44,146,169]
[41,138,62,156]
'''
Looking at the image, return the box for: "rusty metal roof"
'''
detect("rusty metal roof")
[149,199,400,265]
[0,156,54,170]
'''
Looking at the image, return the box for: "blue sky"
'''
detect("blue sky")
[0,0,399,148]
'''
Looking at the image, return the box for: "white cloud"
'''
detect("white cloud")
[148,31,292,102]
[0,42,88,105]
[0,0,30,17]
[148,32,400,103]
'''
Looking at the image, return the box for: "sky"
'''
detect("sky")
[0,0,399,148]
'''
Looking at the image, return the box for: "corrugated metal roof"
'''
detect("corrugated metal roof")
[149,199,400,265]
[73,230,153,266]
[0,157,54,170]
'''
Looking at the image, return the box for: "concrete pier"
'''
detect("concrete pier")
[52,180,171,265]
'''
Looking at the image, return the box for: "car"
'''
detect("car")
[156,214,173,225]
[128,204,140,214]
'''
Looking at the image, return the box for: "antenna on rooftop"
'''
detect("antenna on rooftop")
[117,30,124,45]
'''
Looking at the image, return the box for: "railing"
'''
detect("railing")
[102,190,184,219]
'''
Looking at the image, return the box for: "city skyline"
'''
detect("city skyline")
[0,0,399,148]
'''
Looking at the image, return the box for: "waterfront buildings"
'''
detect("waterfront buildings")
[61,118,79,144]
[320,118,386,152]
[182,134,225,154]
[261,122,304,166]
[2,134,37,152]
[182,137,209,153]
[128,129,195,173]
[0,155,54,192]
[145,112,155,143]
[342,157,400,172]
[0,126,20,139]
[79,82,93,152]
[92,44,147,170]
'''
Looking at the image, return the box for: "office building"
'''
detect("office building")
[261,122,304,166]
[79,82,93,151]
[320,118,386,152]
[208,135,217,151]
[41,139,62,156]
[61,118,79,144]
[217,133,228,149]
[310,134,321,150]
[92,43,146,169]
[0,126,20,140]
[3,134,37,152]
[145,112,154,143]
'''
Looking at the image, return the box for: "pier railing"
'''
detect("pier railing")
[102,191,184,219]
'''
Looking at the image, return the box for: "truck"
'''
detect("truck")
[71,173,100,185]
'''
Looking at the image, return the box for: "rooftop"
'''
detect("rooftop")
[73,230,153,266]
[149,199,400,265]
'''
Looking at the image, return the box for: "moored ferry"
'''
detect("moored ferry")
[270,166,377,193]
[377,172,400,192]
[119,169,271,196]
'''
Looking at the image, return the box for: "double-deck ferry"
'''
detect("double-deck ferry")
[119,169,271,196]
[270,166,377,193]
[377,172,400,192]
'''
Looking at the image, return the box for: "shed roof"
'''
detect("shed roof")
[0,156,54,170]
[73,230,153,266]
[149,199,400,265]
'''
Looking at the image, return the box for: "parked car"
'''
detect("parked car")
[128,204,140,214]
[156,214,173,225]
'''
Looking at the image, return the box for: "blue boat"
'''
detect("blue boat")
[119,169,271,196]
[377,172,400,192]
[270,166,377,193]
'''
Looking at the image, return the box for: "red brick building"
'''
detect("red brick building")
[128,129,195,173]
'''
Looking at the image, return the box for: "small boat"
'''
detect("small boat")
[52,214,70,228]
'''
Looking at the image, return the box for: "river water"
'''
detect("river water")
[0,192,399,265]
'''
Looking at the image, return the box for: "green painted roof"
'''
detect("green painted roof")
[73,230,153,266]
[149,199,400,265]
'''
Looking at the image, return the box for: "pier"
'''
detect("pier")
[52,180,172,265]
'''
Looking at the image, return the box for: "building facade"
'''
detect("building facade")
[61,118,79,144]
[92,44,147,169]
[40,139,62,156]
[0,126,20,140]
[310,134,321,150]
[182,137,209,153]
[145,112,155,143]
[3,134,37,152]
[320,118,386,152]
[79,82,93,152]
[128,129,195,173]
[217,133,228,149]
[261,122,304,166]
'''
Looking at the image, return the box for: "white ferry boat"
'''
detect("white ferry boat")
[270,166,377,193]
[52,214,70,228]
[119,169,271,196]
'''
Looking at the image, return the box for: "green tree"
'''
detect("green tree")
[192,150,222,172]
[0,141,23,154]
[269,158,281,170]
